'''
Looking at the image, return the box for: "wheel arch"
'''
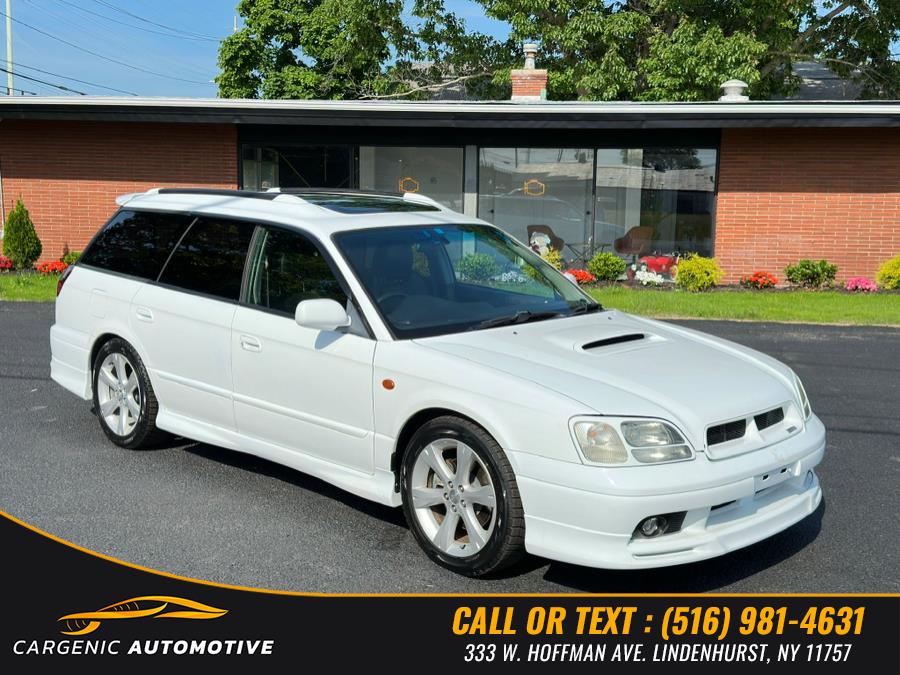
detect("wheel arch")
[87,330,154,397]
[89,332,121,374]
[391,407,505,492]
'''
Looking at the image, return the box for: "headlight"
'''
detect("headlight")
[794,373,811,419]
[572,418,694,466]
[573,421,628,464]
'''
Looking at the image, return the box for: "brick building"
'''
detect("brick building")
[0,96,897,282]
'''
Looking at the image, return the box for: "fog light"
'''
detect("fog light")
[639,516,667,537]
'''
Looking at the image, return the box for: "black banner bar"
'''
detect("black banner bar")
[1,513,897,672]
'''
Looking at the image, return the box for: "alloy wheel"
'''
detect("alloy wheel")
[96,353,142,437]
[409,438,497,557]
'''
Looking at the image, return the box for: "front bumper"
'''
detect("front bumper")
[509,414,825,569]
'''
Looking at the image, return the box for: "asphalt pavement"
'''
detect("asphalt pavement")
[1,301,898,593]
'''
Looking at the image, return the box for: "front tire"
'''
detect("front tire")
[401,416,525,576]
[92,338,165,449]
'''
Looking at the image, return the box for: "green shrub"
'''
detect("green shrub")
[587,251,627,281]
[675,254,723,292]
[876,255,900,290]
[542,247,563,270]
[784,259,837,288]
[458,252,500,281]
[2,199,42,270]
[60,247,81,266]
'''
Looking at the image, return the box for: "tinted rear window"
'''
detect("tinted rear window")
[80,210,194,280]
[158,217,255,301]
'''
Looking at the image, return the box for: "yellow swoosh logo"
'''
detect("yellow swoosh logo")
[58,595,228,635]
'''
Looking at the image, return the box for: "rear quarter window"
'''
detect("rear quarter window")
[157,216,255,301]
[79,210,195,280]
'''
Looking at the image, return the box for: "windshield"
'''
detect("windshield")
[334,224,601,338]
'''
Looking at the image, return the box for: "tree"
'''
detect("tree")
[3,199,42,270]
[477,0,900,100]
[217,0,899,101]
[216,0,508,99]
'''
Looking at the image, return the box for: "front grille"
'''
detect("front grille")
[754,406,785,431]
[706,419,747,446]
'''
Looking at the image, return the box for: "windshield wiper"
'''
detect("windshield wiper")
[467,310,563,331]
[571,299,603,314]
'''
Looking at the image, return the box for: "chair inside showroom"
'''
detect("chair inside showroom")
[613,226,654,263]
[526,224,565,255]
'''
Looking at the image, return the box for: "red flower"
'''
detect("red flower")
[0,255,12,271]
[740,271,778,289]
[36,260,69,275]
[564,268,597,285]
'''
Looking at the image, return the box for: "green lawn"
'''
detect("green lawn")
[2,271,899,326]
[588,286,900,326]
[0,273,59,302]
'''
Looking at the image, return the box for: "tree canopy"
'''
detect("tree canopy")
[216,0,503,99]
[216,0,900,101]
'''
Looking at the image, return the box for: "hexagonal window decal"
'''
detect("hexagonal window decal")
[398,176,420,193]
[523,178,545,196]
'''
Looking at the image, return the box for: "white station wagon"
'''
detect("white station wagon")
[50,188,825,577]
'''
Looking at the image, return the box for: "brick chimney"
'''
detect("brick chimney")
[511,43,547,102]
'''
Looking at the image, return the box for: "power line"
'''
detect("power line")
[0,8,213,85]
[0,64,84,94]
[91,0,221,41]
[23,0,215,82]
[54,0,217,42]
[12,60,138,95]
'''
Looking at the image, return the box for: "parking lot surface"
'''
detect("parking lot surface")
[1,301,898,592]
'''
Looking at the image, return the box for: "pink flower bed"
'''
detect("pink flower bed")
[845,276,877,293]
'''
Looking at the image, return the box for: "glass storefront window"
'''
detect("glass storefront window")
[242,146,279,191]
[240,142,718,277]
[595,147,717,279]
[242,145,354,191]
[478,148,594,258]
[359,146,463,211]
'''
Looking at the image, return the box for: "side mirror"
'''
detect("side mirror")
[295,299,351,332]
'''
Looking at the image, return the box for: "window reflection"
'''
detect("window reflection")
[595,148,717,280]
[359,146,463,211]
[478,148,594,257]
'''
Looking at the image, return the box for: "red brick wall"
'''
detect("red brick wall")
[510,69,548,99]
[0,120,237,261]
[715,127,900,283]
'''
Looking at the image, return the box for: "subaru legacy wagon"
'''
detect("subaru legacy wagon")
[50,188,825,577]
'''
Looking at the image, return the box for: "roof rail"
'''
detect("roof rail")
[155,188,281,200]
[401,192,449,211]
[267,187,406,198]
[268,187,451,211]
[115,186,452,212]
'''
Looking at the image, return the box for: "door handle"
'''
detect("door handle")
[240,335,262,353]
[135,306,154,323]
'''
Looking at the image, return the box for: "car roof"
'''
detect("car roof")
[114,187,483,235]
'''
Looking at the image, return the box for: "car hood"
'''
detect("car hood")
[415,310,798,448]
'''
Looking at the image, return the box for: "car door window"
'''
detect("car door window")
[246,227,347,314]
[80,210,195,280]
[158,217,255,301]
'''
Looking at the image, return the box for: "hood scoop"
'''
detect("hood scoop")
[582,333,645,350]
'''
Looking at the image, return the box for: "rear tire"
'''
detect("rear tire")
[92,338,166,450]
[401,416,525,577]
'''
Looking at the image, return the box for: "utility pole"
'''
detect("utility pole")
[5,0,12,96]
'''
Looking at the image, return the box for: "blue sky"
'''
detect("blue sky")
[2,0,510,97]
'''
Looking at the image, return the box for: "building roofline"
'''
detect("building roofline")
[1,96,898,129]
